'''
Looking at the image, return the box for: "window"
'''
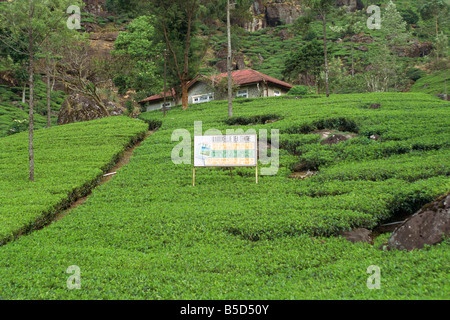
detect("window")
[237,89,248,98]
[192,93,214,104]
[274,90,281,96]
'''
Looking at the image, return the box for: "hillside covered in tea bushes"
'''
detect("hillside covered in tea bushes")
[0,92,448,299]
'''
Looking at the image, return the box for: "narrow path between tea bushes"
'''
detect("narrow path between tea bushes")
[50,129,156,224]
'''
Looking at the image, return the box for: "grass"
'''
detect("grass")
[0,92,448,299]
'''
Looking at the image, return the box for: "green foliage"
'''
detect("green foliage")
[400,8,419,26]
[283,40,324,83]
[0,116,148,245]
[303,30,317,41]
[410,69,450,95]
[288,85,309,96]
[112,15,163,94]
[0,92,449,299]
[225,114,280,126]
[0,81,65,137]
[406,67,426,81]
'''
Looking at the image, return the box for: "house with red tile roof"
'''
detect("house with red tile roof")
[139,69,293,112]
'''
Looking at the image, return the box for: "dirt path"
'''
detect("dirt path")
[52,129,155,222]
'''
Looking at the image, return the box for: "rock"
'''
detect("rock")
[408,40,433,58]
[370,103,381,109]
[235,55,246,70]
[83,0,106,15]
[320,134,349,145]
[351,33,374,44]
[265,1,303,27]
[57,93,123,125]
[243,0,266,32]
[387,194,450,251]
[335,0,364,12]
[339,228,373,244]
[215,60,228,73]
[436,94,450,101]
[278,29,292,41]
[356,45,368,52]
[243,0,363,32]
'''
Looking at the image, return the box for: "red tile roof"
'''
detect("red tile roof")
[138,88,176,103]
[210,69,293,89]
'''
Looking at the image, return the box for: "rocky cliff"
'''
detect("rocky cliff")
[243,0,364,32]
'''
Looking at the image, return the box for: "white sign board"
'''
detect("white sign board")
[194,135,257,167]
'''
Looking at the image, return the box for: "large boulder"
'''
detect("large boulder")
[57,93,123,125]
[83,0,106,15]
[335,0,364,12]
[407,40,433,58]
[265,1,303,27]
[339,228,373,244]
[387,194,450,251]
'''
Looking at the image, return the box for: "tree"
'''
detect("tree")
[150,0,219,110]
[227,0,233,117]
[55,35,110,117]
[329,10,364,76]
[112,15,163,95]
[149,0,222,109]
[40,31,71,127]
[419,0,449,37]
[0,0,82,181]
[283,40,325,94]
[363,45,406,93]
[381,1,410,49]
[427,32,449,71]
[297,0,334,97]
[400,8,419,26]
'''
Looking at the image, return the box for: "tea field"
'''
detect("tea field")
[0,116,148,245]
[0,92,449,299]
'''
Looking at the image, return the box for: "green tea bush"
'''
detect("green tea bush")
[0,92,448,299]
[0,116,148,245]
[288,85,309,96]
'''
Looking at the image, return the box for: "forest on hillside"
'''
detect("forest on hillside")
[0,0,449,136]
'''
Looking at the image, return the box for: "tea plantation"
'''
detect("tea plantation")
[0,116,148,245]
[0,92,448,299]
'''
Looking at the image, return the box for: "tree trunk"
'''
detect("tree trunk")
[322,12,330,97]
[435,15,438,37]
[351,42,355,77]
[181,5,194,111]
[227,0,233,118]
[181,80,188,110]
[22,83,26,104]
[163,48,167,117]
[28,3,35,182]
[46,70,51,127]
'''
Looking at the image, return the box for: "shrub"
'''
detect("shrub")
[288,85,309,96]
[225,114,280,126]
[304,30,317,41]
[406,67,426,81]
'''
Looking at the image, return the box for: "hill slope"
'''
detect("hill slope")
[0,92,448,299]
